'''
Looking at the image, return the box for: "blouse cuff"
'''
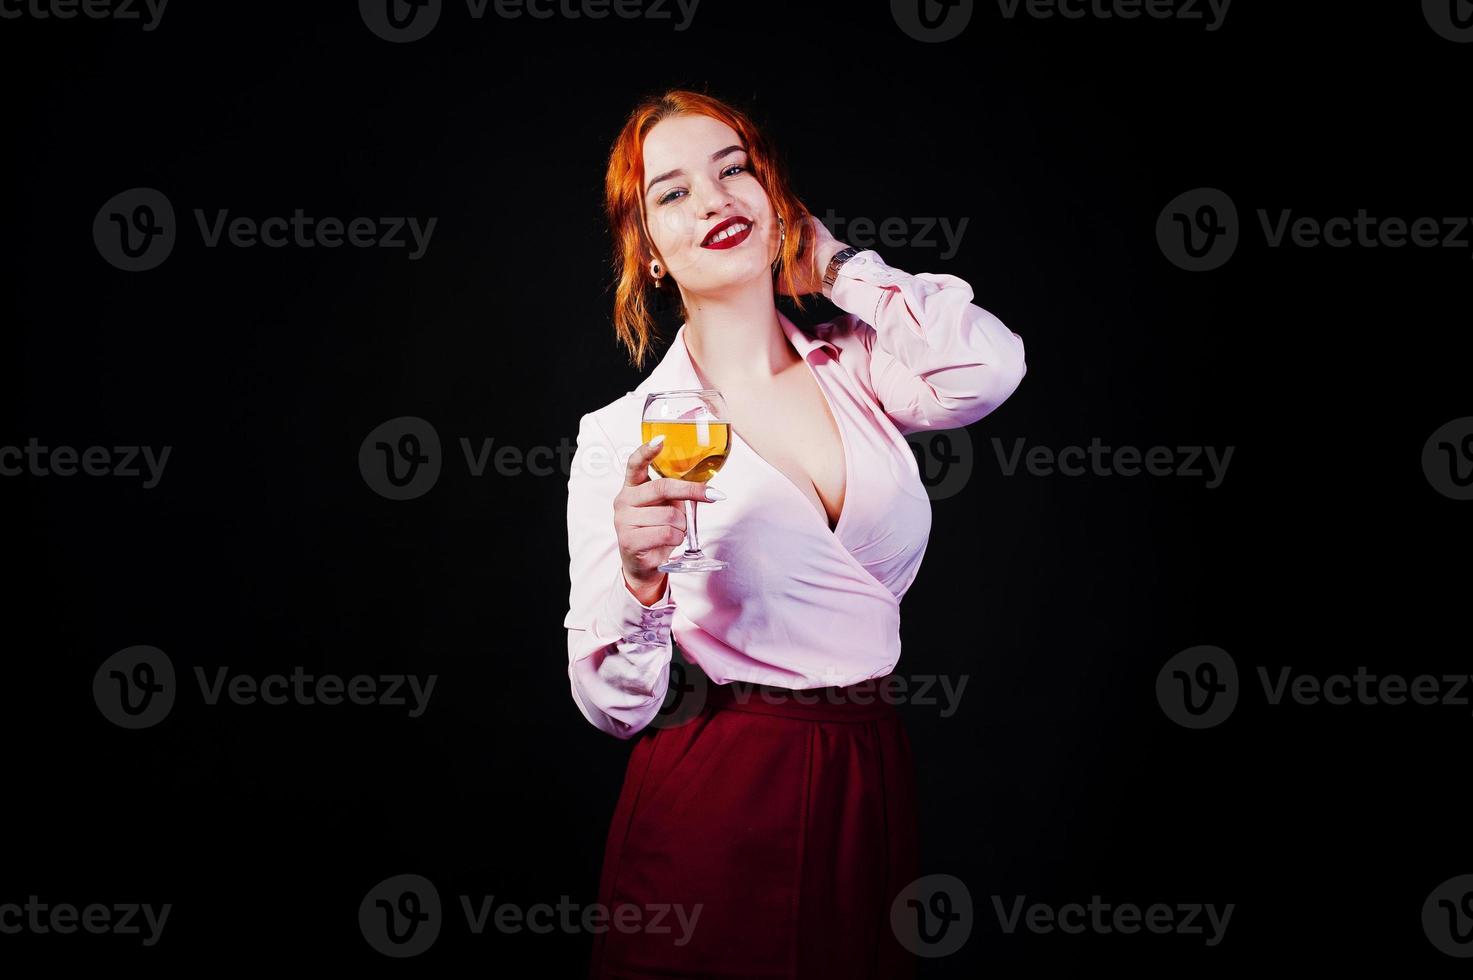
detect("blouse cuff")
[594,566,674,648]
[827,250,915,332]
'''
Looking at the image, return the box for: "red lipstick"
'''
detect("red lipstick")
[701,216,754,249]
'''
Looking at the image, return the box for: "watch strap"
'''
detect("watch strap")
[822,246,862,296]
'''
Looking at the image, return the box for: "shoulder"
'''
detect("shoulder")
[578,390,645,455]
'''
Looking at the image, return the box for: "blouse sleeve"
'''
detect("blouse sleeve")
[827,249,1027,435]
[564,409,676,739]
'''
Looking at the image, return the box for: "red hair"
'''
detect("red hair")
[603,88,815,370]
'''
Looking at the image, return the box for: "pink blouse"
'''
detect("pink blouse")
[564,249,1027,738]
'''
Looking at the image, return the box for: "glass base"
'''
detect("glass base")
[659,552,728,573]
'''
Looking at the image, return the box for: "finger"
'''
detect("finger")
[624,504,686,530]
[625,524,686,553]
[624,434,666,487]
[631,476,722,507]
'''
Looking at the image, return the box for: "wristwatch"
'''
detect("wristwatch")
[821,246,862,298]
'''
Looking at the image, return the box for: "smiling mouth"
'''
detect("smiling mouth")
[701,217,753,249]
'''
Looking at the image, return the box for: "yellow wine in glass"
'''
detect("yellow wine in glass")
[642,389,729,572]
[640,419,730,482]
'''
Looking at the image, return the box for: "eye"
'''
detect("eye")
[655,163,750,206]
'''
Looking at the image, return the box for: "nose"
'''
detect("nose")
[692,174,737,219]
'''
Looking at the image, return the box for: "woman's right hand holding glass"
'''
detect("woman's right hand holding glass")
[614,434,725,603]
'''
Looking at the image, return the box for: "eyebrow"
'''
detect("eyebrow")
[645,145,747,197]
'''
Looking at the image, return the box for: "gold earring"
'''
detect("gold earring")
[772,214,786,272]
[649,258,664,287]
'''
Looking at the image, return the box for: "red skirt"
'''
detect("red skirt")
[588,675,921,979]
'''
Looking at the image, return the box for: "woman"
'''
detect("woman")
[564,89,1026,978]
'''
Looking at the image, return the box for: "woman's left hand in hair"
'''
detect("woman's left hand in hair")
[777,212,851,297]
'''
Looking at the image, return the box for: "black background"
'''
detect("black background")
[4,0,1469,972]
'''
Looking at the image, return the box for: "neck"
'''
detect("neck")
[680,282,796,387]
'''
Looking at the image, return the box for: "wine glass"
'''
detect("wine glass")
[641,389,730,573]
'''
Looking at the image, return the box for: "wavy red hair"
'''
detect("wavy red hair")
[603,88,815,370]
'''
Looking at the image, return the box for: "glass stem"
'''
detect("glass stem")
[684,499,702,555]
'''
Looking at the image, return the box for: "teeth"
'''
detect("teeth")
[708,222,749,244]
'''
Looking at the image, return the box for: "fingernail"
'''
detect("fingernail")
[704,486,726,501]
[647,433,665,449]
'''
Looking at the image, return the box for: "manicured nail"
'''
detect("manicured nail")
[704,487,726,501]
[647,433,665,449]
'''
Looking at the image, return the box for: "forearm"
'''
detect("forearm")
[567,566,675,738]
